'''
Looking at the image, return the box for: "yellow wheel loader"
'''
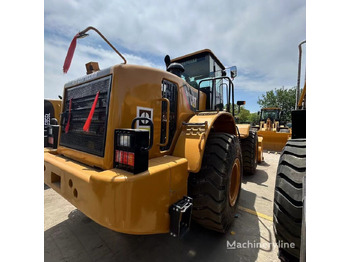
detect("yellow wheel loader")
[44,26,262,236]
[251,107,291,152]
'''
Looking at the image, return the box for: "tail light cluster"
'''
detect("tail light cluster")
[47,125,59,148]
[114,117,153,174]
[45,119,59,149]
[114,129,149,174]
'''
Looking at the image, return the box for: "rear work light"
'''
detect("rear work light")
[114,117,153,174]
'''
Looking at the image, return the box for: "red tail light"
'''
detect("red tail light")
[114,129,149,174]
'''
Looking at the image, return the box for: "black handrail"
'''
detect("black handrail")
[131,117,153,151]
[197,76,235,115]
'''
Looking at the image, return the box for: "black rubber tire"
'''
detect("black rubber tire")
[273,139,306,261]
[240,131,258,175]
[188,132,242,233]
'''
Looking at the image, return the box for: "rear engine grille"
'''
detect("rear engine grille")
[60,75,112,156]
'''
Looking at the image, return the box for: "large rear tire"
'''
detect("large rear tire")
[240,131,258,175]
[188,133,242,233]
[273,139,306,261]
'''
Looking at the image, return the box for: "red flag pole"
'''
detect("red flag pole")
[62,27,127,74]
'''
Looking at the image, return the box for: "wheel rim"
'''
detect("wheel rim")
[229,158,241,207]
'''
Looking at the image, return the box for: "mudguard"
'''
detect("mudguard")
[173,112,237,173]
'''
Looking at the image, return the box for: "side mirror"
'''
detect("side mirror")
[230,66,237,79]
[236,101,245,114]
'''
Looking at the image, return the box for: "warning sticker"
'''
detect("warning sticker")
[44,113,51,126]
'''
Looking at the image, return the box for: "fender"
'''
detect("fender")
[173,112,237,173]
[236,123,251,139]
[237,123,264,162]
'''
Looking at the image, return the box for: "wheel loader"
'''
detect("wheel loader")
[273,40,306,261]
[250,107,291,152]
[44,26,262,237]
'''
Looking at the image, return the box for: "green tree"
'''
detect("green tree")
[237,107,251,123]
[257,86,296,122]
[248,112,260,125]
[233,105,251,123]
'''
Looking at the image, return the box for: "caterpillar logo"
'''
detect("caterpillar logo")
[183,84,197,111]
[136,106,153,129]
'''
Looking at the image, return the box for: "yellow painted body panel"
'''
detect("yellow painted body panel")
[57,64,205,170]
[173,112,237,173]
[236,124,250,139]
[44,153,188,234]
[46,99,62,122]
[44,148,57,154]
[257,130,291,152]
[298,83,306,108]
[258,136,264,162]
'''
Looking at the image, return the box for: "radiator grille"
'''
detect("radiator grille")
[60,75,112,156]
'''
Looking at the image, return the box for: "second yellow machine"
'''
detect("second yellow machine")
[251,107,291,152]
[44,27,262,237]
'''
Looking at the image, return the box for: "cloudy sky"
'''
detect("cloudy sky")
[44,0,306,112]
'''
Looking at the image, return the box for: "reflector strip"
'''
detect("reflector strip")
[123,151,128,165]
[120,151,124,164]
[115,150,135,167]
[128,152,135,167]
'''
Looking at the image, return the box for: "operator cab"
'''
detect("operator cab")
[168,49,236,112]
[260,108,281,122]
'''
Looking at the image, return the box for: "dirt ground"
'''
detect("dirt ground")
[44,152,281,262]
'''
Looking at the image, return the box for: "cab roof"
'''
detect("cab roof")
[171,49,225,71]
